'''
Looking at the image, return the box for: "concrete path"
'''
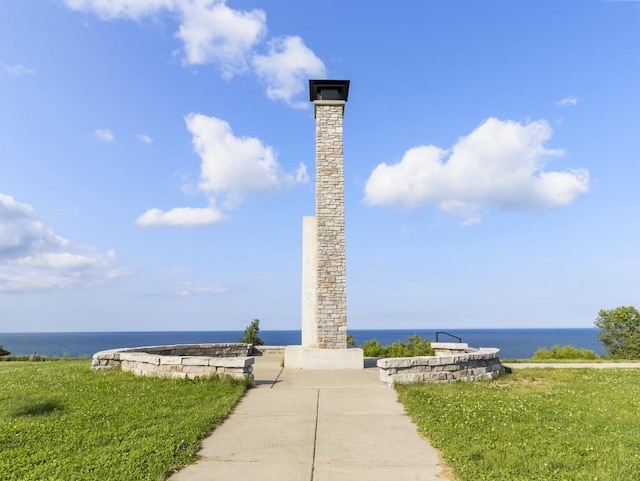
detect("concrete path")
[169,354,449,481]
[504,362,640,369]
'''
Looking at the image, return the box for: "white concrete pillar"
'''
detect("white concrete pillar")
[301,216,317,348]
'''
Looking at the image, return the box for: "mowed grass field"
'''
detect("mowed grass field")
[397,368,640,481]
[4,359,640,481]
[0,360,248,481]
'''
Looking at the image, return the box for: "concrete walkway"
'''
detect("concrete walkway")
[504,362,640,369]
[169,354,449,481]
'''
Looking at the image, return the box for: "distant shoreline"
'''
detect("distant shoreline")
[1,328,603,360]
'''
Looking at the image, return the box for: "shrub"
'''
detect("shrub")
[0,345,10,356]
[595,306,640,359]
[361,333,434,358]
[532,345,599,360]
[1,355,63,362]
[346,332,355,347]
[361,338,385,357]
[238,318,264,346]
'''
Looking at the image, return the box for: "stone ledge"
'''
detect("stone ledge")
[91,343,255,382]
[431,342,469,350]
[377,347,505,386]
[250,346,286,356]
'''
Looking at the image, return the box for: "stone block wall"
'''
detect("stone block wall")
[250,346,286,356]
[377,348,505,386]
[314,101,347,349]
[91,343,254,381]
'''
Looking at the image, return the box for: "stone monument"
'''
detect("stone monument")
[285,80,364,369]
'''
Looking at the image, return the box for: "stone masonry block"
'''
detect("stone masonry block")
[377,358,412,369]
[376,347,504,386]
[182,357,209,366]
[182,365,208,374]
[210,357,254,368]
[91,344,260,381]
[428,355,456,366]
[394,373,426,384]
[159,356,183,366]
[431,372,454,382]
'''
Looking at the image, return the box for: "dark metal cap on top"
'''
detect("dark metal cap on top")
[309,80,350,102]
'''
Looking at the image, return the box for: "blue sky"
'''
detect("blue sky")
[1,0,639,333]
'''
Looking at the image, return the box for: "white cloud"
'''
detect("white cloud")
[176,282,231,296]
[0,271,84,293]
[2,63,36,77]
[294,163,309,183]
[94,128,115,142]
[61,1,321,107]
[176,0,266,77]
[63,0,265,77]
[106,267,135,279]
[187,113,305,199]
[137,113,307,227]
[253,36,327,108]
[556,96,578,107]
[136,205,227,227]
[0,192,35,219]
[0,193,123,293]
[63,0,174,20]
[364,118,589,224]
[16,251,113,271]
[0,194,68,260]
[135,133,154,144]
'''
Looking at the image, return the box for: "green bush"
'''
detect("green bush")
[238,318,264,346]
[0,355,47,362]
[532,345,599,360]
[346,332,355,347]
[0,354,82,362]
[0,345,10,356]
[361,338,385,357]
[595,306,640,359]
[361,333,434,358]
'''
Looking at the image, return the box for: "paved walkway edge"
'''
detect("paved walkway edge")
[169,353,450,481]
[504,362,640,369]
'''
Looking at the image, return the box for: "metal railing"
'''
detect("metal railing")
[435,331,462,343]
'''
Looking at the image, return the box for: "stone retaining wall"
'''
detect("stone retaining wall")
[251,346,286,356]
[377,347,505,386]
[91,343,254,381]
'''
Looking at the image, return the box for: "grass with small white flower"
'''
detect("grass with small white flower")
[397,368,640,481]
[0,360,248,481]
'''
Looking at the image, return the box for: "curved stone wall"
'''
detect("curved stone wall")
[377,347,505,386]
[91,343,254,381]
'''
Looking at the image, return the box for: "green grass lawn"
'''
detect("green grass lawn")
[397,368,640,481]
[0,360,248,480]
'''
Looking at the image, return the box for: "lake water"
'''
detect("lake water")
[0,328,603,359]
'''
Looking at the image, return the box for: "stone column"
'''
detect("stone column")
[314,100,347,349]
[286,80,362,369]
